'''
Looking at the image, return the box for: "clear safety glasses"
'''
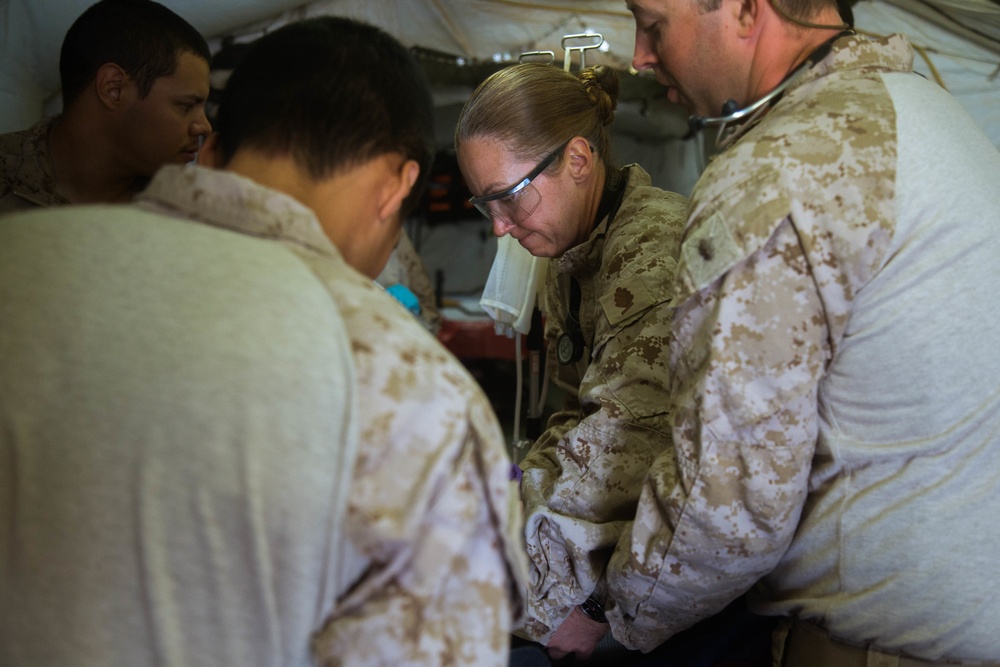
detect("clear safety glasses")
[469,142,568,224]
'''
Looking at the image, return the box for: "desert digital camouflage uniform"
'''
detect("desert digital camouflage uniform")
[515,165,687,643]
[0,116,68,214]
[136,165,528,667]
[607,33,1000,662]
[376,228,442,333]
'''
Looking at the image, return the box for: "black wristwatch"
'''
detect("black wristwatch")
[579,596,607,624]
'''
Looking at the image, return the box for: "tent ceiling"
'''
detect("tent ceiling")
[1,0,998,144]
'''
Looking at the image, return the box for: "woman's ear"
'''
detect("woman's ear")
[196,133,223,168]
[377,158,420,224]
[564,135,596,184]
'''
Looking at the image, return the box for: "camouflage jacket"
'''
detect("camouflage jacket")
[376,228,441,333]
[0,116,68,214]
[516,165,687,643]
[136,165,529,666]
[608,33,1000,661]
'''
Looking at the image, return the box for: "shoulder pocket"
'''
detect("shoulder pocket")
[594,252,676,354]
[674,166,791,305]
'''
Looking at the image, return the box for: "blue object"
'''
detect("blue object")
[385,284,421,317]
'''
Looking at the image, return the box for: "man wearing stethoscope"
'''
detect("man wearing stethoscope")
[591,0,1000,665]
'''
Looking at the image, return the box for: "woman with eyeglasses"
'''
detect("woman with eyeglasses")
[455,63,688,661]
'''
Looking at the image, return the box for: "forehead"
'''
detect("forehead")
[149,51,210,97]
[458,136,535,194]
[627,0,673,19]
[627,0,658,15]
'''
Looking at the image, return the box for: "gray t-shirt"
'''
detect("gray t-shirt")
[0,206,359,666]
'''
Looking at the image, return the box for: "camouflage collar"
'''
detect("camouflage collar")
[719,33,915,148]
[556,165,648,276]
[136,164,338,259]
[798,32,914,90]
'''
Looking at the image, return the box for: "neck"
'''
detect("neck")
[579,162,608,241]
[594,164,627,229]
[746,10,845,103]
[50,110,146,205]
[223,151,320,207]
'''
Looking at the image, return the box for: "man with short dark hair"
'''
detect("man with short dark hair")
[0,16,525,667]
[594,0,1000,664]
[0,0,211,212]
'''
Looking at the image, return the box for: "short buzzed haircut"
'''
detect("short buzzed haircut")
[59,0,210,107]
[699,0,850,24]
[215,16,436,218]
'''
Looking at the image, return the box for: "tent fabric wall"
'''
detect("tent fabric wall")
[0,0,308,132]
[854,0,1000,146]
[0,0,998,147]
[201,0,639,69]
[0,0,73,133]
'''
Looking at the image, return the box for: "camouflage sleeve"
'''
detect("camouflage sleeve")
[516,292,674,644]
[395,229,441,333]
[309,274,527,667]
[313,385,526,666]
[607,215,828,651]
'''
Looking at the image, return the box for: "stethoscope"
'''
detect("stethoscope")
[688,29,854,148]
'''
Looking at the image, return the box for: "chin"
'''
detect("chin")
[520,232,567,258]
[519,240,554,258]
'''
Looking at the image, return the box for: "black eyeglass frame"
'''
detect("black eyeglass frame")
[468,141,569,217]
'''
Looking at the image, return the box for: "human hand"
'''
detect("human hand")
[545,605,610,661]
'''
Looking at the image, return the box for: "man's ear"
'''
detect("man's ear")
[377,158,420,224]
[95,63,128,110]
[565,136,595,184]
[732,0,759,36]
[196,133,223,168]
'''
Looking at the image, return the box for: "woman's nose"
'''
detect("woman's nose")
[493,216,516,237]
